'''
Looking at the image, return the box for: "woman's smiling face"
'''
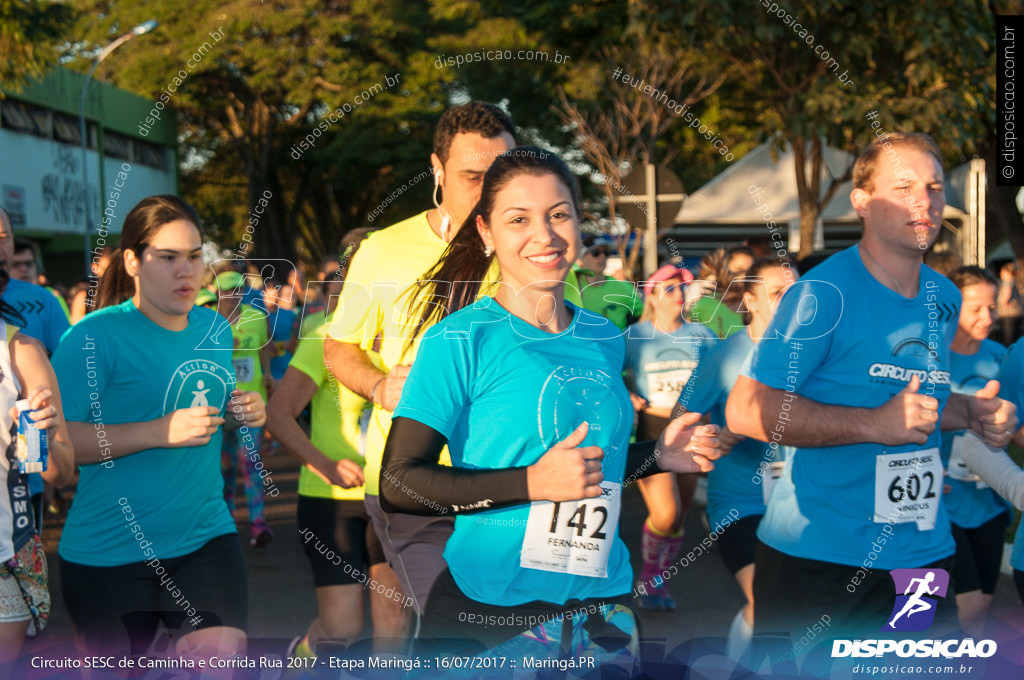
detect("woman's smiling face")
[477,172,580,302]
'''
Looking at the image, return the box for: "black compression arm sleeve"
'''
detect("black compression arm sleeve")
[625,439,663,481]
[379,416,532,515]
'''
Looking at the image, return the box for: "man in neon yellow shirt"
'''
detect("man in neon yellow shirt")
[269,263,411,658]
[324,102,517,622]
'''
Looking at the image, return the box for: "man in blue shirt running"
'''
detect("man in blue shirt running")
[726,132,1017,653]
[0,208,69,354]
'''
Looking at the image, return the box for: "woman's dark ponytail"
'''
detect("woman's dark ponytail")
[402,146,580,358]
[401,211,493,359]
[95,248,132,310]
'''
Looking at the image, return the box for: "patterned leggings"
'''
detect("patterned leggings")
[221,427,267,534]
[422,603,641,679]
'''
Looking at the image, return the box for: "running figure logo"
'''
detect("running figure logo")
[882,568,949,632]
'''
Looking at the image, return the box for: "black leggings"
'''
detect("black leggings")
[297,496,385,587]
[60,534,247,656]
[951,514,1010,595]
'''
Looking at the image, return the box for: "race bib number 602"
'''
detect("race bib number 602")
[520,481,621,578]
[873,448,941,531]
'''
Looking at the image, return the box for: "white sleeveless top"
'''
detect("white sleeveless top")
[0,321,23,562]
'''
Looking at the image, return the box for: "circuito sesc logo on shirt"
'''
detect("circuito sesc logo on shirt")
[163,359,233,416]
[538,366,629,462]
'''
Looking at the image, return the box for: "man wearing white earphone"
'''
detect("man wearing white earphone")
[324,103,517,637]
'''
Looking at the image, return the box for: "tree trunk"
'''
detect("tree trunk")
[798,199,820,260]
[791,136,821,259]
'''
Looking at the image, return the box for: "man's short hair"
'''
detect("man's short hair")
[12,238,38,259]
[852,132,942,194]
[433,102,517,166]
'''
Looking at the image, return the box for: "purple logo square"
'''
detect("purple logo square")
[882,568,950,633]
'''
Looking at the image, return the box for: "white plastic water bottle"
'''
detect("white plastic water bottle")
[15,399,48,473]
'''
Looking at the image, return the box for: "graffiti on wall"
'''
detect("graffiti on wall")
[40,146,98,229]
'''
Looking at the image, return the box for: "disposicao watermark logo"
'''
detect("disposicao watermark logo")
[883,568,948,633]
[832,567,997,660]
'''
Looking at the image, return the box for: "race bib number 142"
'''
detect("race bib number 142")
[520,482,621,578]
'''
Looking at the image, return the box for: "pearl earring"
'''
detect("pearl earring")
[484,244,494,256]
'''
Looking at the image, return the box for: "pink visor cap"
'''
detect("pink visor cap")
[641,265,694,295]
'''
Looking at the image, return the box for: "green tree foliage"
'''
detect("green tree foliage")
[68,0,589,266]
[476,1,764,276]
[665,0,994,257]
[70,0,437,263]
[64,0,998,267]
[0,0,75,94]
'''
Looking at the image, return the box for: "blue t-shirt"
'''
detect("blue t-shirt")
[52,301,238,566]
[996,338,1024,571]
[394,298,634,607]
[998,336,1024,416]
[623,321,716,410]
[269,307,297,380]
[3,278,69,355]
[940,340,1012,529]
[684,329,789,526]
[747,246,958,569]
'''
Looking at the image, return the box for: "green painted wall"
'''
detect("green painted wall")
[3,67,177,145]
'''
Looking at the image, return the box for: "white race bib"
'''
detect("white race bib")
[874,449,942,531]
[520,482,621,578]
[762,460,786,506]
[232,357,255,384]
[948,432,990,489]
[646,369,692,409]
[948,433,982,483]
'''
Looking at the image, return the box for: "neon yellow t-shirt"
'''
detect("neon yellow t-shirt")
[289,312,373,500]
[229,303,268,400]
[326,212,462,495]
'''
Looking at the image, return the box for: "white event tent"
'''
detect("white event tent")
[664,141,970,261]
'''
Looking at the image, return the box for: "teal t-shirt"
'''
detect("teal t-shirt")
[940,340,1012,529]
[623,320,717,410]
[394,298,634,606]
[53,301,238,567]
[684,329,793,526]
[748,247,958,569]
